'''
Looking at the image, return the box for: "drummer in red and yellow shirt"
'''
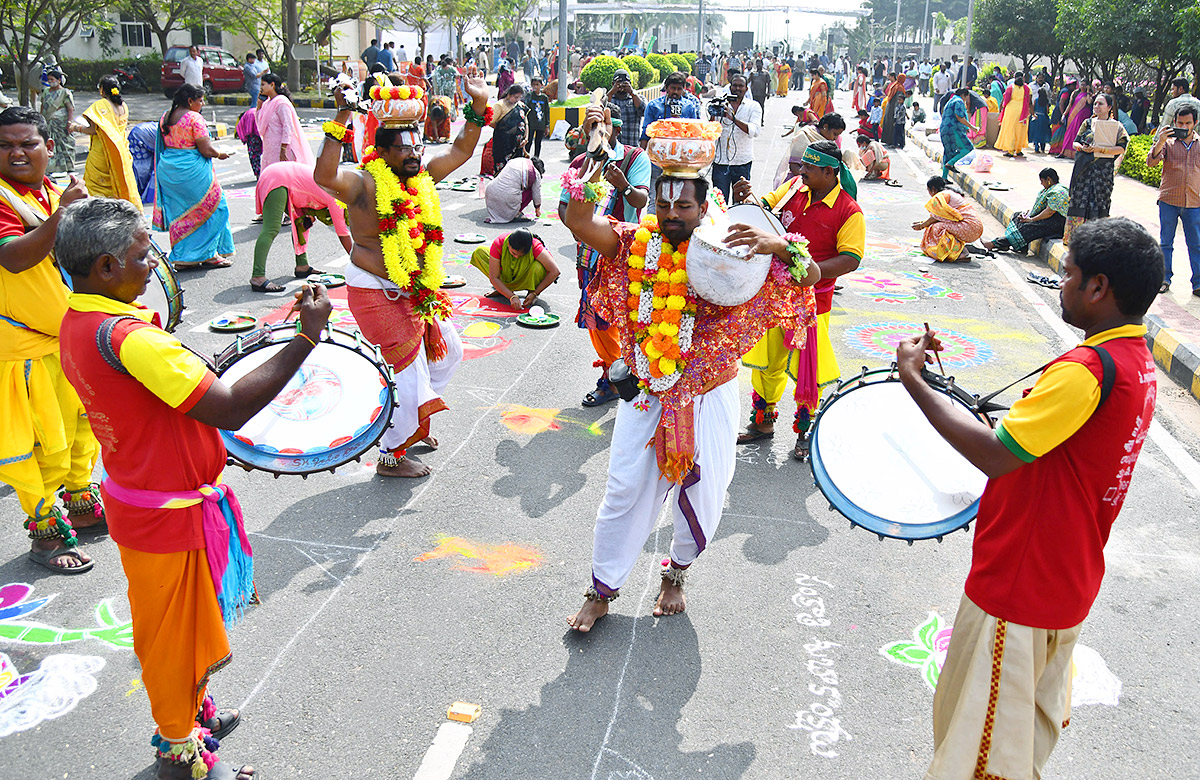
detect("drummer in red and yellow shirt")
[734,141,865,458]
[56,197,330,780]
[0,107,103,574]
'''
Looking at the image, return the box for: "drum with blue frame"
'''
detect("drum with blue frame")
[213,323,396,476]
[808,365,993,542]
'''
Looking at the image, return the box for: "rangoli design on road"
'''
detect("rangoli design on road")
[0,652,106,737]
[0,583,133,648]
[843,322,995,368]
[880,611,1122,706]
[414,535,542,576]
[499,405,606,436]
[842,269,965,304]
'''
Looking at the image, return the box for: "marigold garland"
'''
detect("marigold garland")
[369,85,426,101]
[361,157,449,321]
[627,214,697,394]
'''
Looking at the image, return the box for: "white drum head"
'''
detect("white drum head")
[810,379,987,539]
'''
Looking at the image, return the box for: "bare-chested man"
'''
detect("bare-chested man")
[314,70,489,477]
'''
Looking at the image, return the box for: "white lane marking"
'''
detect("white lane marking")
[412,722,473,780]
[589,524,663,780]
[238,327,563,711]
[990,254,1200,497]
[443,202,465,211]
[248,531,371,551]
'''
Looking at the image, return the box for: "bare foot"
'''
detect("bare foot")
[736,422,774,444]
[376,456,431,478]
[420,435,439,450]
[567,599,609,632]
[653,578,686,617]
[30,539,92,570]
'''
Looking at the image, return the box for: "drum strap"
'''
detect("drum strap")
[975,345,1115,413]
[96,316,150,375]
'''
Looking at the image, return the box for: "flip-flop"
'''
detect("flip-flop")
[250,281,285,293]
[736,428,774,444]
[295,267,325,278]
[1159,282,1170,294]
[201,257,235,268]
[27,546,94,575]
[581,386,619,407]
[202,708,241,740]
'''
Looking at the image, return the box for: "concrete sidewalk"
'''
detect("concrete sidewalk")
[907,125,1200,403]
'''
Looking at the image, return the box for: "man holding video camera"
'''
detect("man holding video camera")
[1147,104,1199,296]
[710,73,761,201]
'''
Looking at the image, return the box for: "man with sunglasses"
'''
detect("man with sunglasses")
[315,69,490,478]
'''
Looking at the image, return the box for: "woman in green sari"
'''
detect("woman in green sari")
[469,229,560,310]
[40,67,75,175]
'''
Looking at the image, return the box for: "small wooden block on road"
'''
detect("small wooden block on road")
[447,701,481,723]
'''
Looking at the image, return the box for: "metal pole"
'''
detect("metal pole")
[964,0,976,63]
[558,0,569,102]
[891,0,902,65]
[697,0,704,55]
[922,0,930,59]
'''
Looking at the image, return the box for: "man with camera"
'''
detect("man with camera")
[640,72,700,213]
[711,74,761,201]
[1147,104,1200,296]
[608,69,644,147]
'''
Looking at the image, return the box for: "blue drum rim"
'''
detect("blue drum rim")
[147,236,184,332]
[215,325,395,476]
[808,368,988,542]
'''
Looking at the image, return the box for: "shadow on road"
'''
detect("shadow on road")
[492,411,614,517]
[462,611,754,779]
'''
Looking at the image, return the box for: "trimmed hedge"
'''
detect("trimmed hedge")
[622,55,656,90]
[645,53,673,83]
[667,53,691,74]
[60,57,161,93]
[580,55,625,91]
[1118,134,1162,188]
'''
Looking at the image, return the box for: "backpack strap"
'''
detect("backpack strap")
[1080,344,1116,408]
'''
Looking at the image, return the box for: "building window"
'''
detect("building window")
[190,26,223,47]
[119,14,152,49]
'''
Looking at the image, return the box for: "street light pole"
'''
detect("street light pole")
[922,0,931,59]
[558,0,568,103]
[698,0,704,54]
[964,0,976,63]
[891,0,902,65]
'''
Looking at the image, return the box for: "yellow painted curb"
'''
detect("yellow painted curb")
[1152,328,1179,374]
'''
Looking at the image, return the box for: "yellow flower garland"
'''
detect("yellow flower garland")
[627,215,696,390]
[363,159,447,319]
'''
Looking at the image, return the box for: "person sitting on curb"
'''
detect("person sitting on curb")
[469,229,560,310]
[982,167,1069,256]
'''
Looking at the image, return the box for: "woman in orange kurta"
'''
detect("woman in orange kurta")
[807,69,829,116]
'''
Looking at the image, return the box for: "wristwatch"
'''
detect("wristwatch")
[622,186,634,197]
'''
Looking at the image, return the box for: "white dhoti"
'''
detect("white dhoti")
[378,319,462,453]
[590,378,739,596]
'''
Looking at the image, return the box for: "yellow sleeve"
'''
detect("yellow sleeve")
[835,210,866,261]
[762,179,797,209]
[118,326,216,411]
[995,360,1100,462]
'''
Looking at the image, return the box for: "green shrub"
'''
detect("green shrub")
[681,52,697,65]
[1118,134,1162,188]
[646,53,673,82]
[580,55,625,91]
[667,53,691,74]
[622,55,656,90]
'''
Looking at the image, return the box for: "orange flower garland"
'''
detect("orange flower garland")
[627,215,697,393]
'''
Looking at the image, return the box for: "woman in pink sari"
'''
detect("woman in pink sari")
[912,176,984,262]
[851,66,869,113]
[256,74,315,172]
[1053,83,1092,158]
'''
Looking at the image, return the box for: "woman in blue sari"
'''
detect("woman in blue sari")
[127,121,158,204]
[153,85,235,269]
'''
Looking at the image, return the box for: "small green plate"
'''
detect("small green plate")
[451,182,477,192]
[454,233,487,244]
[306,273,346,288]
[516,312,560,328]
[441,275,467,288]
[209,313,259,332]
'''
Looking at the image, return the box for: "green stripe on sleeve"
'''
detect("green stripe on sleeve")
[996,421,1037,464]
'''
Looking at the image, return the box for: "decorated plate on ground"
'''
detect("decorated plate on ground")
[441,274,468,289]
[516,312,560,329]
[454,233,487,244]
[307,273,346,288]
[209,313,259,332]
[451,181,477,192]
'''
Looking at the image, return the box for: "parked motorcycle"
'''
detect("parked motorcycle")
[112,62,150,93]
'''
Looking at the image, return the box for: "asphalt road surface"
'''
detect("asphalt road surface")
[3,89,1200,780]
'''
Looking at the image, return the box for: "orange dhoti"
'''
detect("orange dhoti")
[119,545,231,741]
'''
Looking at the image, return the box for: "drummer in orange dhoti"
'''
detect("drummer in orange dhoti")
[735,141,866,459]
[314,69,491,477]
[562,110,820,632]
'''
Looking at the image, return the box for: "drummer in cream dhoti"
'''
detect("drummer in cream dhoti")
[314,70,490,477]
[562,109,820,632]
[734,141,866,459]
[895,218,1162,780]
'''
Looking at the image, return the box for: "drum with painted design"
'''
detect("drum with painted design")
[137,238,185,332]
[213,324,396,475]
[808,366,992,542]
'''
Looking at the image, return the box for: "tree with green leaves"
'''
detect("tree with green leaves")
[117,0,211,57]
[972,0,1063,75]
[0,0,111,105]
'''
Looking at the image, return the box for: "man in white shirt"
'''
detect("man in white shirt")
[396,44,409,63]
[711,73,762,200]
[933,63,952,103]
[180,45,204,89]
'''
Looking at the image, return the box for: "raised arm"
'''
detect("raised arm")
[426,68,490,183]
[313,89,365,205]
[0,176,87,273]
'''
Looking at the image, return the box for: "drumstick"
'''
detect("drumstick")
[923,322,945,376]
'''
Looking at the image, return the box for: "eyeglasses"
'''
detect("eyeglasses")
[394,145,425,155]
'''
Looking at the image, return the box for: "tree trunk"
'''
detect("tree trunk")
[285,0,300,90]
[157,28,172,58]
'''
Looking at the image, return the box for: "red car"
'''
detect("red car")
[161,45,245,97]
